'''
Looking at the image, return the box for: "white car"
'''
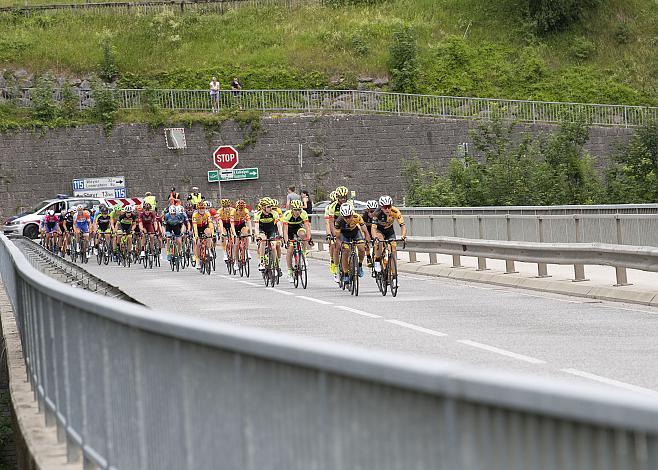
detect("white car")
[3,195,108,239]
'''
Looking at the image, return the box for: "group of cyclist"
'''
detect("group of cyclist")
[38,185,406,287]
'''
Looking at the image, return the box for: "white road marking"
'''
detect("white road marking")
[386,320,447,337]
[335,306,381,318]
[296,296,332,305]
[457,340,546,364]
[268,288,295,296]
[238,280,259,286]
[560,369,658,397]
[219,275,238,281]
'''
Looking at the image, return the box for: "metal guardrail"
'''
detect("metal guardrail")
[11,88,658,127]
[3,236,658,469]
[400,203,658,215]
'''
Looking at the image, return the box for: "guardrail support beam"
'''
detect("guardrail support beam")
[429,253,438,265]
[504,216,517,274]
[476,216,489,271]
[452,255,462,268]
[573,264,588,282]
[614,267,631,287]
[408,252,418,263]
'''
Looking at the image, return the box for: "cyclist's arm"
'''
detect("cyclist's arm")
[359,222,371,241]
[303,220,312,240]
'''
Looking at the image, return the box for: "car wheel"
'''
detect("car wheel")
[24,224,39,239]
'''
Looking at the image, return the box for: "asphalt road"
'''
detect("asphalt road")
[81,251,658,397]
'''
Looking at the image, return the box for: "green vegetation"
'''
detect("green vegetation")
[404,118,658,206]
[0,0,655,105]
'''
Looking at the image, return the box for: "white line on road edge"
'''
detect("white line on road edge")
[296,296,333,305]
[560,368,658,397]
[457,340,546,364]
[237,280,259,286]
[219,275,238,281]
[386,320,447,337]
[335,306,381,318]
[268,288,295,296]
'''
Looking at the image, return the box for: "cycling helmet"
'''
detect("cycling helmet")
[366,200,379,210]
[143,202,152,211]
[340,203,354,217]
[220,198,231,207]
[290,200,303,210]
[196,201,206,210]
[176,205,185,214]
[47,209,55,216]
[236,199,246,209]
[205,200,212,208]
[100,205,109,213]
[379,195,393,206]
[125,205,134,213]
[168,206,177,214]
[184,202,193,209]
[335,186,349,198]
[329,191,337,202]
[272,199,280,207]
[113,204,122,211]
[76,204,84,211]
[262,198,273,208]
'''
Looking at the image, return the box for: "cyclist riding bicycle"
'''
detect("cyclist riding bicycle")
[93,204,112,254]
[230,199,252,271]
[138,202,160,259]
[40,210,60,250]
[115,205,137,256]
[254,197,283,275]
[192,201,215,270]
[362,200,379,267]
[217,198,233,261]
[164,205,186,261]
[73,204,92,256]
[282,199,312,283]
[371,195,407,273]
[324,186,351,281]
[334,203,370,283]
[58,209,70,254]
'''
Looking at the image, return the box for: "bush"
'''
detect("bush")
[98,32,119,83]
[569,37,595,61]
[613,22,632,45]
[389,27,419,93]
[528,0,603,33]
[31,75,58,122]
[605,121,658,203]
[90,78,118,128]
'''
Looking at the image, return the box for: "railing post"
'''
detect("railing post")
[451,215,461,268]
[614,215,631,286]
[476,216,488,271]
[407,216,418,263]
[428,216,437,264]
[504,215,517,274]
[573,216,588,282]
[536,217,550,278]
[396,95,400,115]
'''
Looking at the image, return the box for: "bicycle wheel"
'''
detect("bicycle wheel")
[292,251,300,288]
[244,244,250,278]
[104,243,111,265]
[299,252,308,289]
[388,253,398,297]
[350,250,359,296]
[96,242,103,265]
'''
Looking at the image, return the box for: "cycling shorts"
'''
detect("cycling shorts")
[233,222,246,234]
[374,225,396,241]
[260,229,278,240]
[142,223,156,234]
[339,231,363,244]
[286,225,306,241]
[97,223,111,234]
[222,221,232,232]
[195,224,209,235]
[166,224,183,238]
[45,224,58,234]
[116,226,133,235]
[75,220,90,233]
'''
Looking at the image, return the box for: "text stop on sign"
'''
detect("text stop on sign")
[213,145,239,170]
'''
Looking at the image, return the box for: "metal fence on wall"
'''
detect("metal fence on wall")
[3,233,658,469]
[10,87,658,127]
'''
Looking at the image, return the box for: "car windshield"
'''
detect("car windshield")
[27,200,53,214]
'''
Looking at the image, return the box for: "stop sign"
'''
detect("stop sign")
[213,145,239,170]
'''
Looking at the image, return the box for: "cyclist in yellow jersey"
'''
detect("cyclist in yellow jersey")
[230,199,252,271]
[334,203,370,282]
[192,201,215,269]
[254,198,283,274]
[371,195,406,273]
[272,199,284,218]
[217,198,233,261]
[282,199,312,283]
[324,186,350,282]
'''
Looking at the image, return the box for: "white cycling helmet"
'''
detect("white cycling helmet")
[340,203,354,217]
[47,209,55,216]
[168,206,177,214]
[366,200,378,210]
[205,200,212,208]
[378,195,393,207]
[125,205,134,213]
[76,204,84,211]
[176,205,185,214]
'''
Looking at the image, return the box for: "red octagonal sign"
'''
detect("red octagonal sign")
[213,145,239,170]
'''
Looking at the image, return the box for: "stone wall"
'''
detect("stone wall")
[0,114,634,220]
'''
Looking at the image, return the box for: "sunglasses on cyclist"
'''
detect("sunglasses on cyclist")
[382,205,392,210]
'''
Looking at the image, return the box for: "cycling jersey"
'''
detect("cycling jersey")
[192,210,214,237]
[324,200,355,220]
[362,209,375,228]
[144,195,156,210]
[230,208,251,225]
[372,206,404,230]
[117,213,137,232]
[217,208,232,229]
[74,211,91,233]
[94,213,112,232]
[164,213,185,237]
[189,193,203,205]
[42,214,59,228]
[282,209,309,226]
[334,214,365,240]
[254,209,279,237]
[109,207,123,221]
[139,210,158,233]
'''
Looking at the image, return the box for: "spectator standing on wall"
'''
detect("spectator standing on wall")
[301,189,313,213]
[231,77,242,109]
[188,186,203,205]
[286,186,300,208]
[210,76,220,113]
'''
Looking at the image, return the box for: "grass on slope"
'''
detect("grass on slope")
[0,0,656,105]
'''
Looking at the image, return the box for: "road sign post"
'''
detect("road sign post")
[213,146,239,201]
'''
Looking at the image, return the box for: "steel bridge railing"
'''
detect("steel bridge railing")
[11,88,658,127]
[3,233,658,469]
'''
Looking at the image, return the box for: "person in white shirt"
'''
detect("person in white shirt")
[210,76,220,113]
